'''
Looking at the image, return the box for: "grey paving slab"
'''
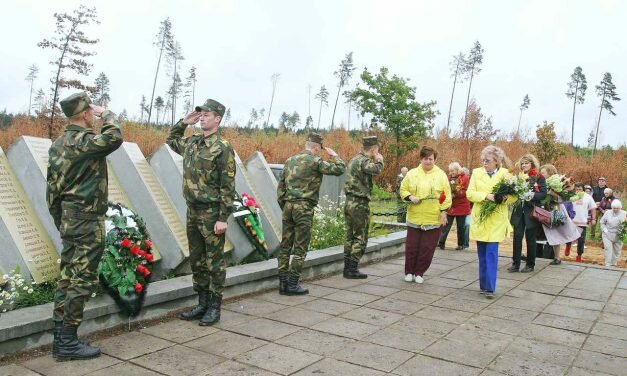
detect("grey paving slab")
[573,349,627,376]
[139,319,219,343]
[22,354,120,376]
[311,317,381,340]
[464,315,524,336]
[340,306,405,327]
[85,362,163,376]
[403,283,458,296]
[413,305,474,324]
[560,288,612,302]
[494,295,551,312]
[489,351,569,376]
[310,274,367,289]
[533,313,595,333]
[516,280,565,295]
[552,296,605,311]
[296,298,359,315]
[323,290,381,305]
[306,285,341,297]
[392,354,482,376]
[542,303,601,321]
[608,288,627,306]
[235,343,323,375]
[365,327,439,353]
[223,298,289,316]
[369,275,408,289]
[357,265,399,277]
[424,276,475,288]
[431,295,493,313]
[390,316,457,337]
[274,328,355,356]
[293,358,385,376]
[479,304,539,323]
[268,306,333,327]
[583,335,627,358]
[502,337,577,366]
[97,331,174,360]
[591,322,627,341]
[520,323,588,347]
[365,297,425,315]
[227,317,301,341]
[0,364,41,376]
[331,341,414,372]
[255,291,317,306]
[199,360,280,376]
[347,283,400,297]
[566,367,614,376]
[597,311,627,328]
[130,344,225,376]
[211,310,254,330]
[387,290,442,305]
[185,330,268,358]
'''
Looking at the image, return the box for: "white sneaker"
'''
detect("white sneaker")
[414,275,424,284]
[404,274,414,282]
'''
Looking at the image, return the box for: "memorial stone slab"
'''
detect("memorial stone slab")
[319,173,346,213]
[0,147,58,283]
[148,144,239,255]
[108,142,188,276]
[6,136,62,253]
[244,151,282,233]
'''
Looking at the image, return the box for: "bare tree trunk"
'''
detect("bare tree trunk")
[517,109,523,133]
[330,85,341,130]
[570,81,579,146]
[317,99,323,130]
[347,98,352,131]
[48,27,75,139]
[592,92,606,159]
[266,84,277,128]
[147,37,166,125]
[28,80,34,116]
[462,67,475,130]
[171,58,177,126]
[446,62,461,134]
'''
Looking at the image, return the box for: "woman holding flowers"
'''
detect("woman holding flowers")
[601,200,626,267]
[467,146,514,298]
[508,154,547,273]
[400,146,452,284]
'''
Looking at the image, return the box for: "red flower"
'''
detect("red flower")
[528,169,537,177]
[145,253,154,262]
[120,238,132,248]
[130,245,140,255]
[144,240,153,249]
[438,192,447,204]
[134,282,143,293]
[137,264,151,277]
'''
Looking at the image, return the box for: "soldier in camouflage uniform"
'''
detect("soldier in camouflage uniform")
[277,133,345,295]
[343,136,384,279]
[396,167,409,222]
[47,92,123,360]
[167,99,235,326]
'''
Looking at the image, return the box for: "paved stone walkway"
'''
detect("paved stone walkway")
[3,250,627,375]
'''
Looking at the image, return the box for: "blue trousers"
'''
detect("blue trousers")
[477,241,499,293]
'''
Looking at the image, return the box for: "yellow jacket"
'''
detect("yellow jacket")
[400,164,452,226]
[467,167,514,242]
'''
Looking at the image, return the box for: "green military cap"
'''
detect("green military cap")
[363,136,378,147]
[195,99,226,117]
[60,92,92,117]
[307,132,323,146]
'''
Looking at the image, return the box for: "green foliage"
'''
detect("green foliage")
[13,278,58,309]
[351,67,436,159]
[310,204,346,250]
[371,184,392,200]
[533,121,565,165]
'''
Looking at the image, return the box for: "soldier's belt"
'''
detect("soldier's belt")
[188,202,220,210]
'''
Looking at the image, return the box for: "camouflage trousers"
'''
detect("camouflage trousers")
[53,206,105,326]
[277,201,314,278]
[187,206,226,297]
[344,197,370,263]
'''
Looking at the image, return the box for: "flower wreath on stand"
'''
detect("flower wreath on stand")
[98,202,155,317]
[233,192,269,258]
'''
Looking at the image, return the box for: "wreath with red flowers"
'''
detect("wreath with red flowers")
[97,202,155,316]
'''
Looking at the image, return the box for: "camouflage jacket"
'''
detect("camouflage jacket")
[46,111,123,224]
[167,120,236,222]
[395,174,405,198]
[277,150,345,207]
[344,152,384,201]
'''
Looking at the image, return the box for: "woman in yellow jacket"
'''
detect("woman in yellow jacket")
[467,145,513,299]
[400,146,452,284]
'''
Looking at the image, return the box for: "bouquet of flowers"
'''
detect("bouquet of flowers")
[544,174,576,208]
[0,266,28,315]
[421,189,447,204]
[98,203,155,317]
[449,175,463,195]
[478,175,527,223]
[233,192,269,257]
[619,219,627,243]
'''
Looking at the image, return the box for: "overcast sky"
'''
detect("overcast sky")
[1,0,626,147]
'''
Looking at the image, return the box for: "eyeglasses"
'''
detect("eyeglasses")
[481,159,494,164]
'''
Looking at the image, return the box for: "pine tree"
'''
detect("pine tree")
[167,40,184,125]
[184,66,197,111]
[315,85,329,130]
[517,94,530,133]
[154,96,164,126]
[25,64,39,116]
[566,66,587,146]
[265,73,280,127]
[147,18,173,125]
[34,89,47,114]
[592,73,620,156]
[93,72,111,108]
[139,95,148,123]
[461,41,484,131]
[330,52,356,129]
[446,52,465,133]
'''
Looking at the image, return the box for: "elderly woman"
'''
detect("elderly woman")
[599,188,616,215]
[508,154,547,273]
[438,162,471,250]
[601,200,626,267]
[400,146,452,284]
[467,145,514,298]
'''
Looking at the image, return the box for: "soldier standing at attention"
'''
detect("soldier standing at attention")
[343,136,384,279]
[277,133,345,295]
[47,92,123,360]
[168,99,236,326]
[396,166,409,223]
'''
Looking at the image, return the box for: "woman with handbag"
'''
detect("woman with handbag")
[601,200,626,267]
[508,154,547,273]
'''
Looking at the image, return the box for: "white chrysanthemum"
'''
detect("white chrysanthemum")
[106,207,121,217]
[27,288,33,294]
[105,219,115,233]
[121,207,134,217]
[126,217,137,229]
[91,292,96,298]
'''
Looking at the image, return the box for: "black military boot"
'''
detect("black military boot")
[286,274,309,295]
[52,320,91,358]
[279,272,288,295]
[344,258,368,279]
[179,290,210,320]
[56,326,101,361]
[199,295,221,326]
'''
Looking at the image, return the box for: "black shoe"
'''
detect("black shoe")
[56,326,101,361]
[438,244,445,250]
[521,255,527,261]
[279,272,288,295]
[521,266,534,273]
[455,246,464,251]
[507,265,520,273]
[53,321,90,358]
[285,274,309,295]
[199,295,221,326]
[343,258,367,279]
[180,291,210,320]
[550,259,562,265]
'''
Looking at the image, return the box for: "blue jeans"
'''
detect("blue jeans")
[477,241,499,293]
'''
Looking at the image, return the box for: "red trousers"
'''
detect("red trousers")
[405,226,442,276]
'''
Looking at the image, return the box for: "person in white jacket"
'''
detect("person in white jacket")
[601,199,626,267]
